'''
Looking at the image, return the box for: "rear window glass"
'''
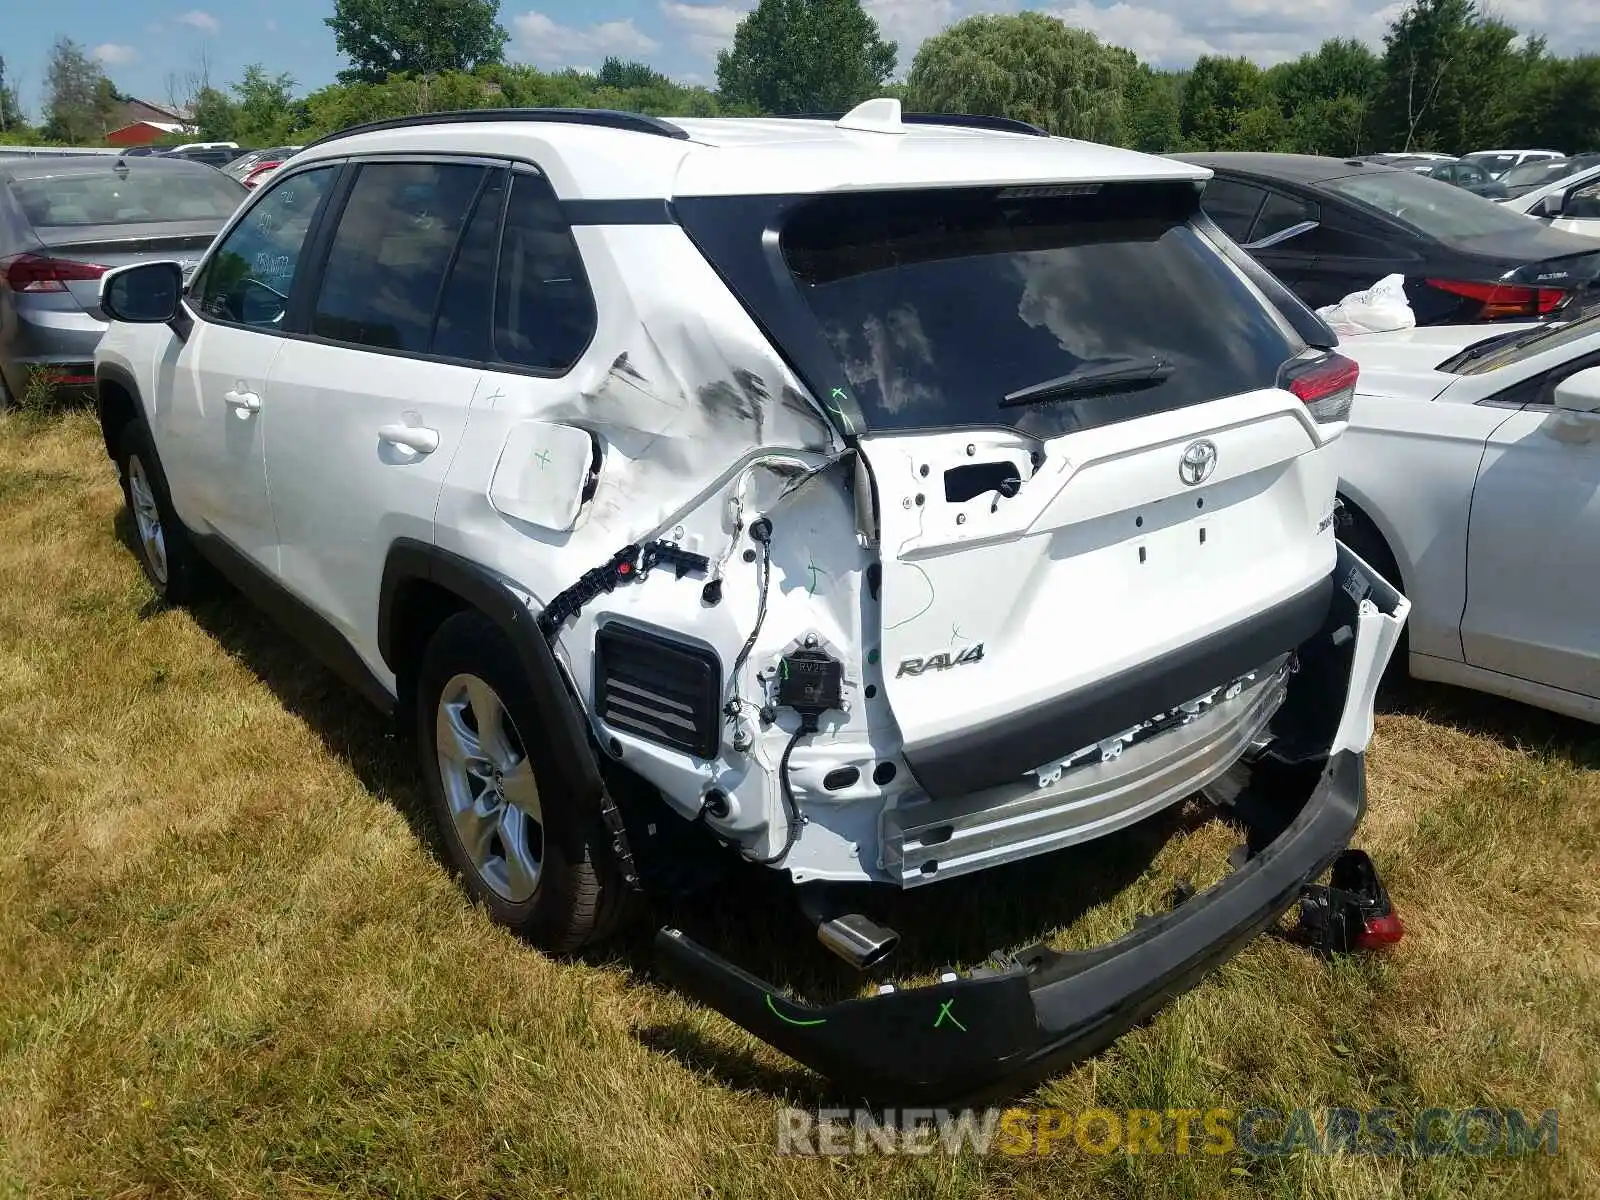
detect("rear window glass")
[9,167,244,227]
[1504,160,1576,187]
[1466,154,1520,174]
[781,184,1302,438]
[1323,169,1538,240]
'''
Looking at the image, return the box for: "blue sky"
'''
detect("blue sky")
[6,1,1598,117]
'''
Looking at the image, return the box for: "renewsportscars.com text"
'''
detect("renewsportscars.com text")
[776,1106,1560,1158]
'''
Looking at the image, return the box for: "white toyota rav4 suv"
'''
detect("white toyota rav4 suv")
[93,100,1408,1103]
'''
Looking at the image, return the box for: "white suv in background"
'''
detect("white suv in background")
[93,100,1407,1103]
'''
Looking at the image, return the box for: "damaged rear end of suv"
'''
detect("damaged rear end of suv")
[636,109,1410,1103]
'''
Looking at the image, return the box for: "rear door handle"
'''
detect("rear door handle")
[224,388,260,413]
[378,423,440,455]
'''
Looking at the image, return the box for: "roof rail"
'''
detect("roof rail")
[763,110,1052,138]
[301,107,690,151]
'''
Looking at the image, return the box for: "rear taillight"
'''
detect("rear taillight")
[1,252,108,293]
[1280,351,1358,424]
[243,162,281,189]
[1424,277,1570,320]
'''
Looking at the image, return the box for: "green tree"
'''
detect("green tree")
[1515,53,1600,153]
[232,65,302,143]
[1124,65,1185,152]
[0,57,24,133]
[1179,55,1270,150]
[1376,0,1520,152]
[1267,39,1382,156]
[906,13,1135,143]
[191,86,240,142]
[597,58,667,90]
[326,0,509,85]
[716,0,896,115]
[41,37,117,143]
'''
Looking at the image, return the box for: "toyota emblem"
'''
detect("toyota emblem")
[1179,439,1218,487]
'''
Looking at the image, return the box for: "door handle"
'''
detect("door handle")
[378,423,440,455]
[224,388,260,413]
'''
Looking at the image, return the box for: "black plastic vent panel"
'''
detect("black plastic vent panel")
[594,623,722,760]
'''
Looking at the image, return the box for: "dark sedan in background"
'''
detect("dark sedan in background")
[1177,152,1600,326]
[0,154,245,404]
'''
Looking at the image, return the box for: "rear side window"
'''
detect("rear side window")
[491,172,596,372]
[312,161,488,352]
[1251,191,1317,244]
[1199,178,1266,242]
[781,184,1303,438]
[429,172,506,362]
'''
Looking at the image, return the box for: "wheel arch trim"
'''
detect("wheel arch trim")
[93,362,147,459]
[379,538,606,808]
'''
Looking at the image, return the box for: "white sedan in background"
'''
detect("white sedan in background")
[1334,316,1600,723]
[1506,160,1600,237]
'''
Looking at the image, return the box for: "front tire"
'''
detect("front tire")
[417,610,630,952]
[116,418,209,604]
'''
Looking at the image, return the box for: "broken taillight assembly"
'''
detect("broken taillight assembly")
[1424,277,1571,320]
[1296,849,1405,955]
[0,252,107,293]
[1280,351,1359,424]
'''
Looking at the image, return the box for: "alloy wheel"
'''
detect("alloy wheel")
[435,672,545,903]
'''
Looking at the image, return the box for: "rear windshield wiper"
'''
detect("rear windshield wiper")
[1000,357,1174,408]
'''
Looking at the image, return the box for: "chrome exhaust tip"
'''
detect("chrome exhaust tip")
[816,913,900,971]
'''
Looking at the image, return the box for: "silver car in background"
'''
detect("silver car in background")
[0,155,245,405]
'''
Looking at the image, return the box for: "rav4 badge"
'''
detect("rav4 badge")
[896,644,985,678]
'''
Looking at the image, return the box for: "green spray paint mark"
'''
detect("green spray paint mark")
[825,387,858,435]
[806,554,829,595]
[533,448,552,468]
[933,999,966,1032]
[766,993,827,1027]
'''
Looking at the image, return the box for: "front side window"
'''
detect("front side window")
[1564,177,1600,220]
[782,183,1303,439]
[311,161,489,352]
[190,166,338,328]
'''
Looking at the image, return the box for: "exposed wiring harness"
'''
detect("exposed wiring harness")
[722,517,773,752]
[742,721,810,866]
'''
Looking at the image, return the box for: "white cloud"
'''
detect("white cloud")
[655,0,1600,75]
[92,44,140,67]
[176,10,222,37]
[511,11,660,66]
[659,2,748,55]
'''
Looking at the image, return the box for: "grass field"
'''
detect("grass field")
[1,406,1596,1199]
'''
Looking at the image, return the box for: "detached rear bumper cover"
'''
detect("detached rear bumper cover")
[655,545,1409,1105]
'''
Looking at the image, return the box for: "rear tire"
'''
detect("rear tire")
[417,610,632,952]
[115,418,209,605]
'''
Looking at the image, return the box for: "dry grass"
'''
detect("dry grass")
[1,408,1596,1199]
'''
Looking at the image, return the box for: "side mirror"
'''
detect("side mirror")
[100,261,183,324]
[1552,366,1600,414]
[1530,194,1564,219]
